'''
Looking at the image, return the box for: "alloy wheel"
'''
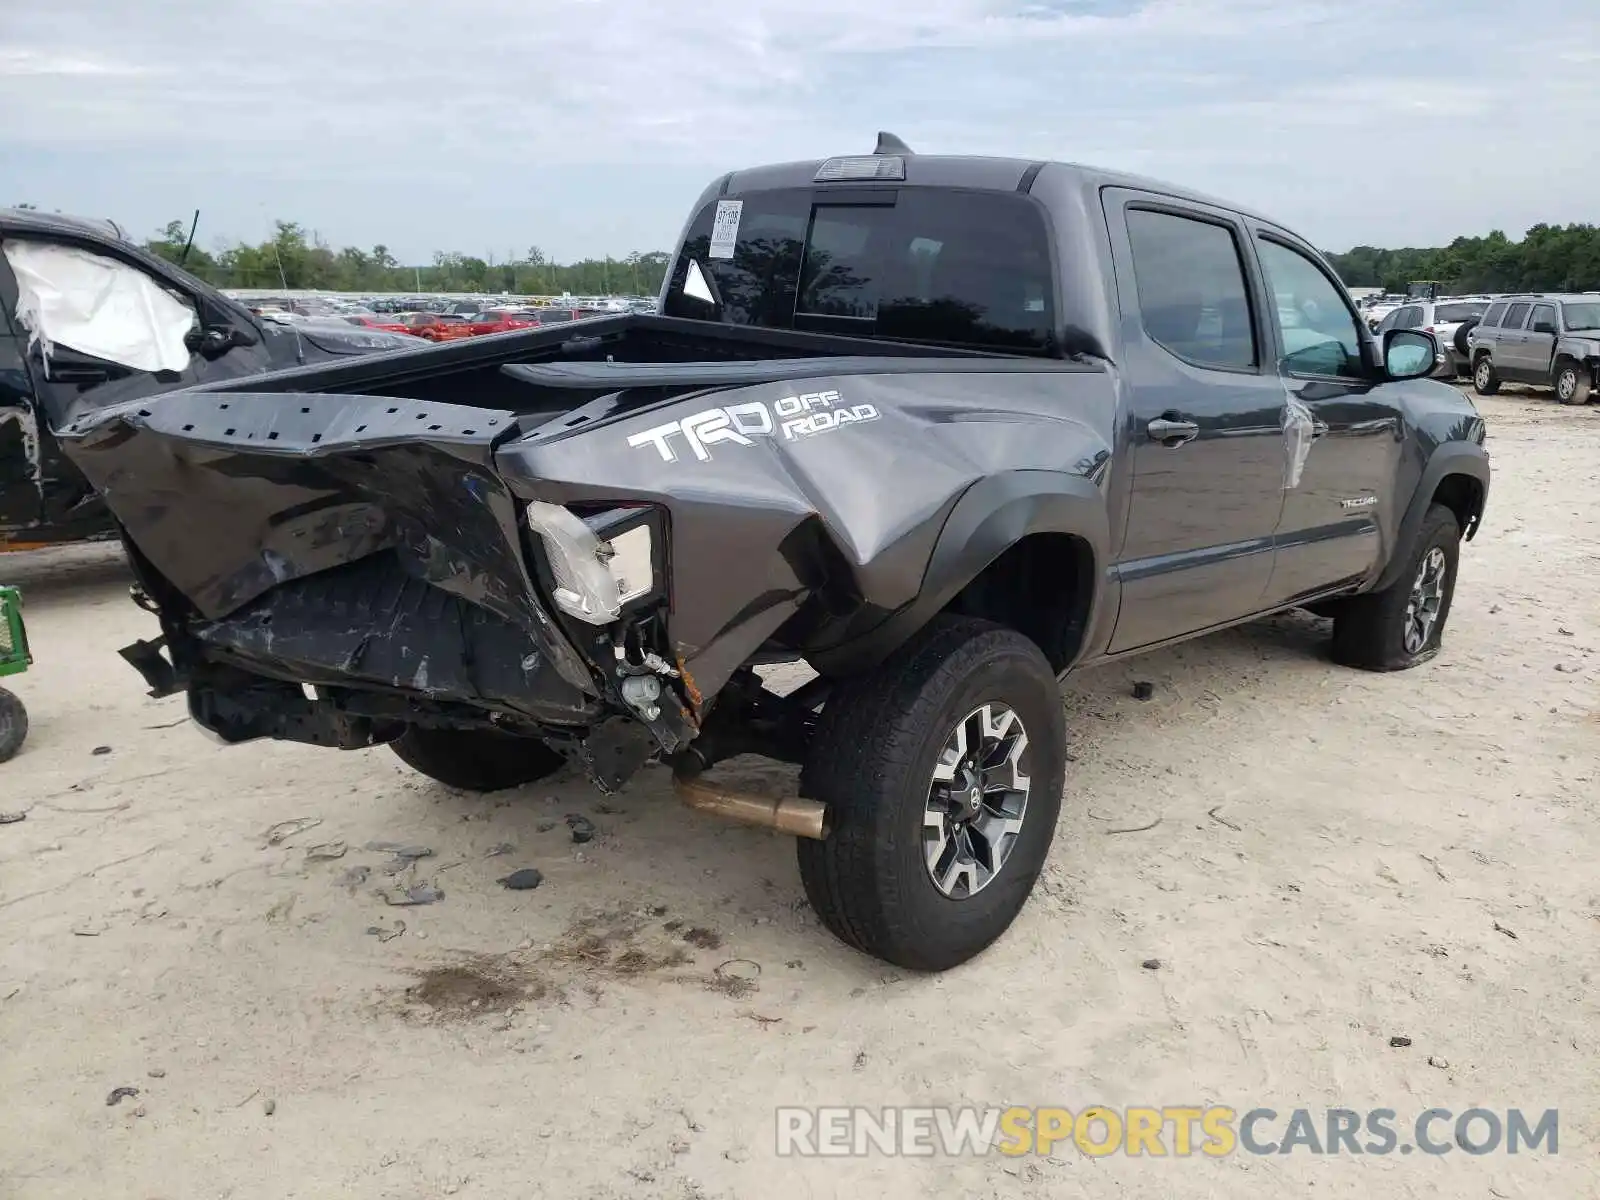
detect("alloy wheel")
[923,702,1032,899]
[1404,547,1448,655]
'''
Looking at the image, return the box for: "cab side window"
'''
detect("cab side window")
[2,238,199,378]
[1501,302,1531,331]
[1255,238,1365,379]
[1529,304,1557,335]
[1125,208,1257,371]
[1480,301,1507,328]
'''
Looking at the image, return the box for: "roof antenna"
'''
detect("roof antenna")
[874,131,914,155]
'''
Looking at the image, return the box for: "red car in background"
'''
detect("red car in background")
[459,308,543,336]
[345,314,417,336]
[346,312,471,340]
[343,308,591,341]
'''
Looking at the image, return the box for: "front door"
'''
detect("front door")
[1250,231,1404,604]
[1103,195,1289,653]
[0,298,43,539]
[1523,303,1560,381]
[0,232,218,540]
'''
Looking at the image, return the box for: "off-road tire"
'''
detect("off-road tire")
[1331,504,1461,672]
[0,687,27,763]
[1554,360,1591,406]
[796,615,1067,972]
[1472,355,1500,396]
[389,726,566,791]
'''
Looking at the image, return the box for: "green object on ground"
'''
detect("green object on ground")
[0,586,30,761]
[0,586,29,679]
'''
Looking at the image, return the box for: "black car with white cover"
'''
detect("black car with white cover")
[53,137,1490,970]
[0,208,413,548]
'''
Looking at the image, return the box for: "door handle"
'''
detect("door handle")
[1147,416,1199,446]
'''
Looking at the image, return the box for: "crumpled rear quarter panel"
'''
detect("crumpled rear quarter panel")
[497,367,1115,695]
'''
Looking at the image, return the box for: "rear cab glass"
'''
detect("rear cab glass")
[662,187,1057,354]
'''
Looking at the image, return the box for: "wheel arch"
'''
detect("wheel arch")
[1374,446,1489,593]
[808,470,1109,677]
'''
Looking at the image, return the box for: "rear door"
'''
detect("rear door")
[1102,192,1288,652]
[1495,302,1533,380]
[1249,229,1404,605]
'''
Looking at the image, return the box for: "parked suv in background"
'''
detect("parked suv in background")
[1375,298,1490,376]
[1467,294,1600,405]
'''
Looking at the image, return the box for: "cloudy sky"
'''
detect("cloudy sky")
[4,0,1597,264]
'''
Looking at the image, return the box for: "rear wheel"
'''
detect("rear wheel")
[1554,360,1591,406]
[1331,504,1460,671]
[1472,355,1500,396]
[0,687,27,763]
[797,615,1067,971]
[389,726,566,791]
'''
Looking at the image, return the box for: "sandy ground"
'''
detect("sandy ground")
[0,388,1596,1200]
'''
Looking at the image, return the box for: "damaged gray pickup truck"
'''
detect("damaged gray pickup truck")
[54,138,1490,970]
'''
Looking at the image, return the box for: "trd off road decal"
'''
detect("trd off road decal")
[625,389,881,463]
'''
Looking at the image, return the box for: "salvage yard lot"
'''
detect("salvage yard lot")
[1,391,1595,1200]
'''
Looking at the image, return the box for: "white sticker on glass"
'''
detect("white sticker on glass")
[708,200,743,260]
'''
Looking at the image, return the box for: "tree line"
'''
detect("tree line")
[12,203,1600,297]
[137,219,673,297]
[151,217,1600,298]
[1324,224,1600,295]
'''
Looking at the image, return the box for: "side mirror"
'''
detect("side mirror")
[1383,328,1438,380]
[185,323,253,359]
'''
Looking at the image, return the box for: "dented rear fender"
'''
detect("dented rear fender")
[496,367,1117,695]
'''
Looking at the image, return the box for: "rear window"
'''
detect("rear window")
[1480,302,1507,327]
[662,187,1056,353]
[1502,302,1531,330]
[1434,302,1484,323]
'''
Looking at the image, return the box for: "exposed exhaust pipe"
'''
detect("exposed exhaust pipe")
[674,769,830,840]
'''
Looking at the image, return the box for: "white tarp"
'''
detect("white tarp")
[3,239,195,374]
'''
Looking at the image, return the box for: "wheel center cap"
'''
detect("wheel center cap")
[954,774,983,820]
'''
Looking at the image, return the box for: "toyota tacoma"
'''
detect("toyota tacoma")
[50,137,1490,970]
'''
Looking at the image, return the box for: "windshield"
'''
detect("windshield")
[1434,303,1485,323]
[1561,302,1600,331]
[662,186,1057,353]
